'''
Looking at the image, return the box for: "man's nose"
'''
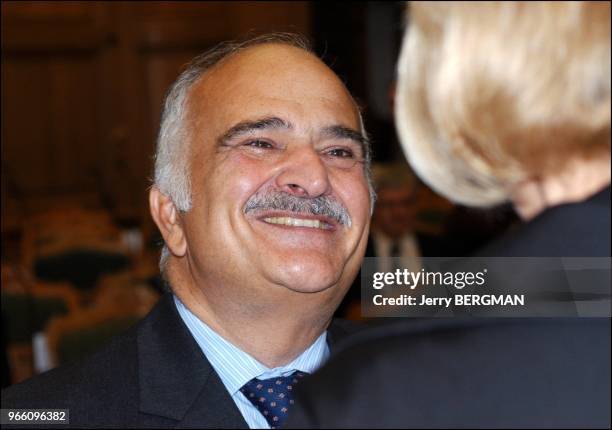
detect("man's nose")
[275,146,331,198]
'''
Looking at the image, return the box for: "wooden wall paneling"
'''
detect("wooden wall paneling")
[94,2,146,223]
[132,1,230,50]
[2,52,101,193]
[1,1,108,210]
[91,2,120,214]
[2,57,53,194]
[49,56,100,192]
[1,1,105,52]
[1,2,92,20]
[226,1,311,36]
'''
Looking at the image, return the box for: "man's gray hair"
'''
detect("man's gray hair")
[153,32,375,272]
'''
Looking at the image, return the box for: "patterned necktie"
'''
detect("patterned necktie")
[240,371,307,429]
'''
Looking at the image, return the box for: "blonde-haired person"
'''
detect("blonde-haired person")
[287,3,610,428]
[396,1,610,222]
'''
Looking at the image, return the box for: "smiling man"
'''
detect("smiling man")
[1,33,373,428]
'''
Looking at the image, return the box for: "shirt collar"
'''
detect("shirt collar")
[173,295,329,395]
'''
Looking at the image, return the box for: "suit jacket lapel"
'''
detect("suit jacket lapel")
[137,293,247,428]
[136,295,362,428]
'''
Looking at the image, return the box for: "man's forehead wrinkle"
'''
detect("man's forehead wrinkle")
[320,124,366,141]
[219,116,294,144]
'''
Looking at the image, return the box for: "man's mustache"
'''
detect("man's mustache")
[244,189,352,227]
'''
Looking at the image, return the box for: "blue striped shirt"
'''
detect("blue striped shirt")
[173,295,330,429]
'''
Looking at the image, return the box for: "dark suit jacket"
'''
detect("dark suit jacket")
[287,186,611,429]
[1,293,362,428]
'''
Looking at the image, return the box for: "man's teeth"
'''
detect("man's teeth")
[262,217,330,229]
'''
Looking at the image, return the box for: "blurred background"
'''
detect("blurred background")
[1,1,517,387]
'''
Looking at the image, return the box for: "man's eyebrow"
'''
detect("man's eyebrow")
[320,125,369,153]
[217,116,292,145]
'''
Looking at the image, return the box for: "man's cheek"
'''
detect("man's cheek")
[348,189,372,225]
[224,157,273,197]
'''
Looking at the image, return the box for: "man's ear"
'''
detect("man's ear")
[149,186,187,258]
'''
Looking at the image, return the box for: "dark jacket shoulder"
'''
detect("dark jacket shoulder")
[2,328,142,427]
[478,186,610,257]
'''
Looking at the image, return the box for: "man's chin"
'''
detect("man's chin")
[280,279,337,294]
[272,264,342,294]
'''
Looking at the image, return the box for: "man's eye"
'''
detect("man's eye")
[327,148,355,158]
[245,139,273,149]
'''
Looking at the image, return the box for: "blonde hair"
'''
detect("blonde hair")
[395,1,611,206]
